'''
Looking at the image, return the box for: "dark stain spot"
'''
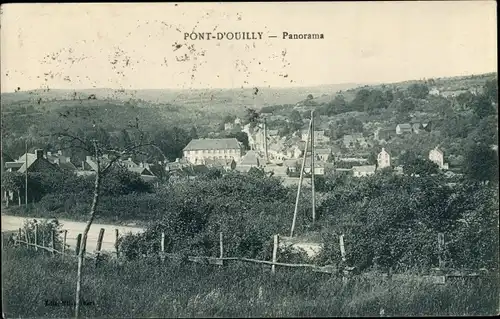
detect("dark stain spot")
[172,43,182,51]
[253,88,259,95]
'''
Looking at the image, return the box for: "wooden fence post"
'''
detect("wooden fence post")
[16,228,21,247]
[340,234,348,285]
[95,228,105,267]
[34,223,38,252]
[62,230,67,258]
[51,230,56,256]
[160,232,165,262]
[272,234,279,274]
[339,234,346,262]
[438,233,445,269]
[219,232,224,258]
[75,234,82,256]
[24,226,29,249]
[115,229,119,258]
[41,231,47,255]
[96,228,105,252]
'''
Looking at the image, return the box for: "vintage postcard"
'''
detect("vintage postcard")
[1,2,498,318]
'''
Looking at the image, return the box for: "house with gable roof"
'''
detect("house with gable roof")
[45,150,78,172]
[5,149,60,174]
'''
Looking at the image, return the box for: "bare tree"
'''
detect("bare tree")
[49,112,158,319]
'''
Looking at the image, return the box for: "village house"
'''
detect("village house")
[235,150,264,173]
[5,149,60,174]
[120,157,139,169]
[183,138,244,164]
[224,122,234,131]
[343,133,368,149]
[284,159,300,175]
[77,155,110,176]
[3,149,61,205]
[315,148,333,162]
[267,129,280,139]
[285,145,303,159]
[440,90,469,98]
[396,123,413,135]
[282,156,332,177]
[394,165,404,175]
[127,165,159,182]
[301,130,330,144]
[251,128,266,152]
[377,148,391,169]
[165,158,191,172]
[45,151,78,171]
[429,87,440,96]
[352,165,376,177]
[429,146,449,170]
[304,158,326,176]
[168,164,210,182]
[118,159,160,182]
[336,156,369,164]
[203,158,236,171]
[267,138,291,163]
[5,150,73,173]
[412,123,422,134]
[374,128,394,143]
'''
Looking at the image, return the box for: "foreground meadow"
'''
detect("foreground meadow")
[2,247,498,318]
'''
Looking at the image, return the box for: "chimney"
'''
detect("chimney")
[86,155,92,162]
[175,158,180,163]
[82,161,85,170]
[128,157,132,162]
[58,150,63,156]
[47,151,52,157]
[139,162,144,168]
[35,149,44,159]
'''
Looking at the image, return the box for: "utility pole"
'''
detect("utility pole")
[290,116,313,237]
[311,110,316,223]
[264,117,268,164]
[25,102,28,207]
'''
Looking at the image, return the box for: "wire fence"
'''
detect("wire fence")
[3,228,493,284]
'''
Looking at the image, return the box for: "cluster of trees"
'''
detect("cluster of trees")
[2,166,154,208]
[315,173,498,272]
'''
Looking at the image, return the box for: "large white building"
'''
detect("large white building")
[377,148,391,169]
[183,138,244,164]
[429,146,449,170]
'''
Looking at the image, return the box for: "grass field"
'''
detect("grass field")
[2,247,498,318]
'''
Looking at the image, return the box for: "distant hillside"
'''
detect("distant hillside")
[0,83,364,113]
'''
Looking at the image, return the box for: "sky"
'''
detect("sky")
[0,2,497,92]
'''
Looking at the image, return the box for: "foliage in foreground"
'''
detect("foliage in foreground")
[2,247,499,318]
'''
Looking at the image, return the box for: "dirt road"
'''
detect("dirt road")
[1,215,144,253]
